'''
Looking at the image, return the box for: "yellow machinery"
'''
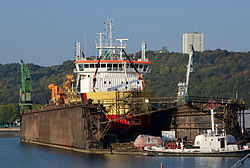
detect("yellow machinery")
[48,84,65,105]
[48,75,80,106]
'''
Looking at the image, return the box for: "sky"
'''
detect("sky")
[0,0,249,66]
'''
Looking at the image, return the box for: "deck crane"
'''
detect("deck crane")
[92,55,102,92]
[19,60,32,113]
[177,45,195,103]
[122,49,145,91]
[92,52,109,92]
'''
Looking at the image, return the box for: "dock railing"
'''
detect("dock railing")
[230,152,250,168]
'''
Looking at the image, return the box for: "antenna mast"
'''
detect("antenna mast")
[97,32,105,57]
[106,19,113,59]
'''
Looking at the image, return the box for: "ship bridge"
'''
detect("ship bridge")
[74,60,151,73]
[74,19,151,93]
[74,59,151,93]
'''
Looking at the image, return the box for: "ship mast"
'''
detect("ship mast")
[96,19,128,60]
[209,99,217,135]
[116,38,129,59]
[97,32,105,57]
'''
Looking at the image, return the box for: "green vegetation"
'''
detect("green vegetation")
[0,50,249,123]
[0,60,74,105]
[0,103,19,125]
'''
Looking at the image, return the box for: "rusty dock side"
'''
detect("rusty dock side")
[169,97,245,140]
[20,103,107,150]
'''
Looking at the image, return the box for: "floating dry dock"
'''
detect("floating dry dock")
[20,20,247,154]
[20,96,245,153]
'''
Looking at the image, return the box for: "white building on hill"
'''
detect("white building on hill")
[183,32,204,54]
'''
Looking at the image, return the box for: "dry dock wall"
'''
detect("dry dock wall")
[21,99,243,149]
[169,104,242,140]
[21,104,89,149]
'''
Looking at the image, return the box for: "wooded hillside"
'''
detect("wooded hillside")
[0,49,249,108]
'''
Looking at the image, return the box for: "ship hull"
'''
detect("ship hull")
[145,149,250,157]
[105,108,175,140]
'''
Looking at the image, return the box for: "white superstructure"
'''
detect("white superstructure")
[182,32,204,54]
[74,20,151,94]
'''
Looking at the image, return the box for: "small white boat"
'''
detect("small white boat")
[144,107,250,157]
[144,131,250,157]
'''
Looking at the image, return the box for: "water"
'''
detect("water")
[0,136,249,168]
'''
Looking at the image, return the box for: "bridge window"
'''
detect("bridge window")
[139,64,143,69]
[143,65,149,72]
[90,64,94,68]
[84,64,89,68]
[113,64,118,71]
[107,64,112,71]
[135,64,138,68]
[78,64,84,71]
[118,64,123,71]
[101,64,106,68]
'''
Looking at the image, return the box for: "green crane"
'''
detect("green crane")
[19,60,32,113]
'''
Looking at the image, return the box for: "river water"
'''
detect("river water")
[0,136,249,168]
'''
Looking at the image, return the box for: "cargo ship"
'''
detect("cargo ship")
[73,19,152,134]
